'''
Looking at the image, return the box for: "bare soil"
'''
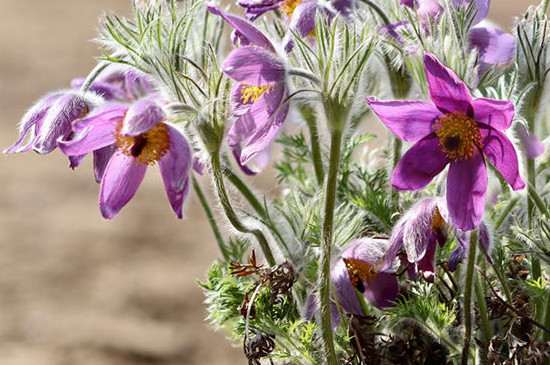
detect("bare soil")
[0,1,538,364]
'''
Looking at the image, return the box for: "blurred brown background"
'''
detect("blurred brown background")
[0,1,539,364]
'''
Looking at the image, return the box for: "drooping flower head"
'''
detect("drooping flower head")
[329,238,399,327]
[59,97,192,219]
[208,5,289,174]
[4,90,99,160]
[367,53,525,231]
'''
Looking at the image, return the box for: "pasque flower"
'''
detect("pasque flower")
[59,97,192,219]
[208,5,289,174]
[330,239,399,327]
[367,53,525,231]
[380,198,493,281]
[4,90,98,159]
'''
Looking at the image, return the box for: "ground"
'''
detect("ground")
[0,1,538,364]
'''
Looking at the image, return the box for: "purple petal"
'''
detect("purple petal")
[71,77,128,101]
[99,151,147,219]
[381,220,405,271]
[366,97,443,142]
[207,5,276,52]
[4,92,62,154]
[121,98,165,136]
[402,199,439,263]
[93,145,116,183]
[69,154,87,170]
[481,128,525,190]
[424,52,472,115]
[240,96,289,164]
[517,124,544,159]
[471,97,514,130]
[414,236,437,282]
[33,93,91,154]
[291,1,328,38]
[451,0,489,25]
[125,70,153,97]
[478,221,493,264]
[392,134,449,190]
[448,241,465,271]
[159,125,192,219]
[363,272,398,309]
[222,46,285,85]
[469,27,516,65]
[57,106,124,156]
[446,153,487,231]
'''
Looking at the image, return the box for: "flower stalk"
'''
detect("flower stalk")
[300,105,325,185]
[461,229,478,365]
[318,103,346,365]
[210,151,276,266]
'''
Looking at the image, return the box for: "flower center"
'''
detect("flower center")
[240,84,272,104]
[279,0,305,18]
[343,258,378,293]
[433,112,483,161]
[115,121,170,165]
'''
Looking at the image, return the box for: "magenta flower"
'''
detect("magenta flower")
[59,97,192,219]
[367,53,525,231]
[208,5,289,173]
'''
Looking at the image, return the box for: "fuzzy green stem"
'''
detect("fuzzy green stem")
[318,128,344,365]
[210,152,276,266]
[494,196,519,230]
[80,60,111,92]
[223,164,288,252]
[359,0,391,25]
[301,106,325,185]
[475,275,491,365]
[192,176,229,261]
[461,230,478,365]
[542,0,550,14]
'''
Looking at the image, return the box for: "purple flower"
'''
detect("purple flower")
[208,5,289,173]
[381,198,449,282]
[329,239,399,327]
[367,53,525,231]
[4,90,98,160]
[517,123,545,159]
[59,98,192,219]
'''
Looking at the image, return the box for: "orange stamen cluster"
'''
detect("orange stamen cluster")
[279,0,305,18]
[115,121,171,166]
[240,83,272,104]
[344,258,379,292]
[433,112,483,161]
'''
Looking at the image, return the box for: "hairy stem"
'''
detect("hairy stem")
[210,152,276,266]
[359,0,391,25]
[391,137,402,207]
[318,128,344,365]
[542,0,550,13]
[80,60,111,92]
[301,106,325,185]
[461,230,478,365]
[192,176,229,261]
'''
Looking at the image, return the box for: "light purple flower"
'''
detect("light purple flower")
[448,221,493,271]
[4,90,98,157]
[517,123,545,159]
[59,98,192,219]
[381,198,449,282]
[330,239,399,327]
[208,5,289,173]
[367,53,525,231]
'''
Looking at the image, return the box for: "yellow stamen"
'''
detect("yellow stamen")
[240,84,272,104]
[433,112,483,161]
[115,121,171,166]
[279,0,305,18]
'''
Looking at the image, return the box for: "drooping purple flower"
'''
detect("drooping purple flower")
[208,5,289,174]
[381,198,449,282]
[59,98,192,219]
[329,239,399,327]
[367,53,525,231]
[517,123,545,159]
[4,90,99,157]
